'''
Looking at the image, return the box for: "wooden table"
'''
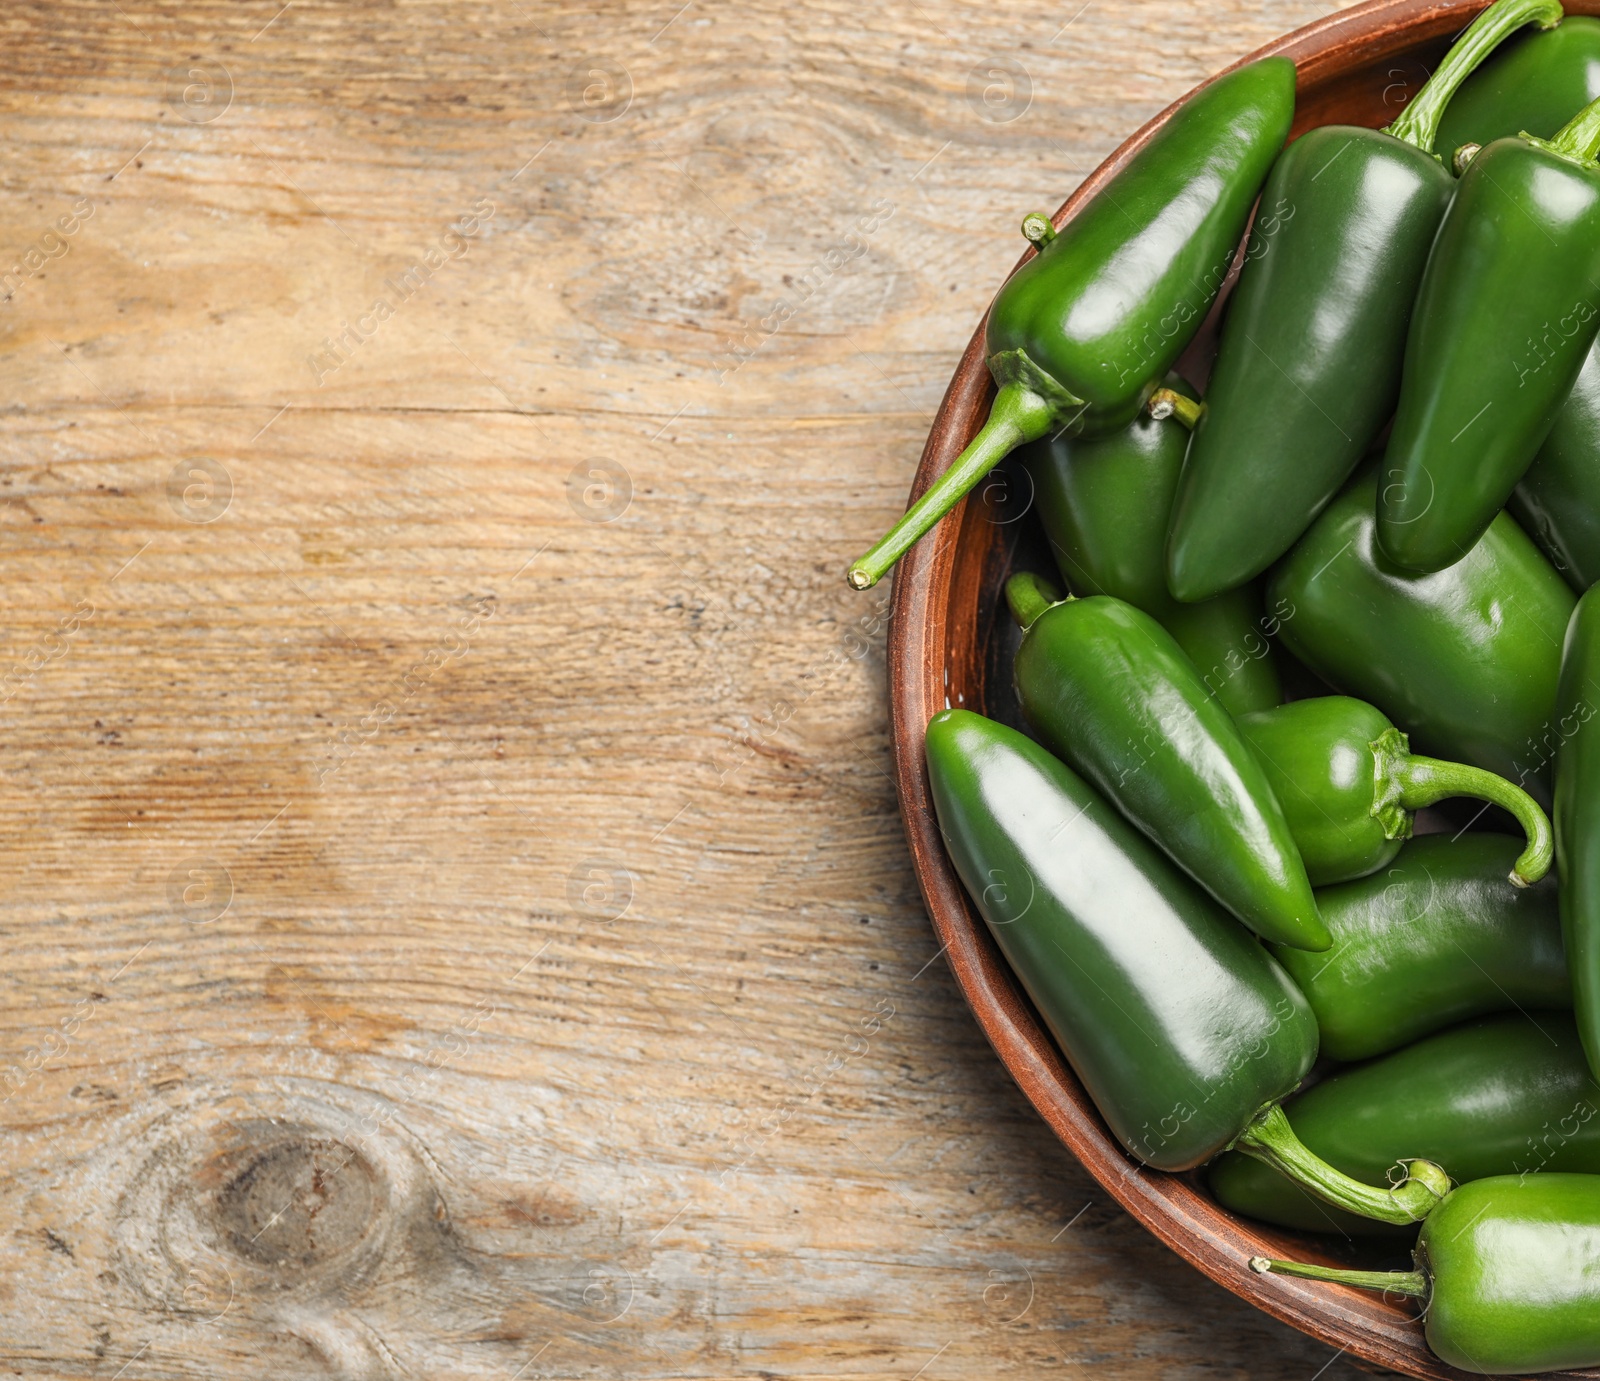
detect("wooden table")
[0,1,1402,1376]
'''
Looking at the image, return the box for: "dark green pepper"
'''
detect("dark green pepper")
[846,59,1295,590]
[926,707,1446,1222]
[1271,834,1566,1062]
[1235,697,1552,888]
[1436,14,1600,156]
[1164,0,1559,604]
[1269,468,1576,807]
[1255,1174,1600,1374]
[1006,573,1325,950]
[1555,583,1600,1083]
[1377,97,1600,573]
[1511,336,1600,592]
[1212,1014,1599,1238]
[1022,375,1281,715]
[1155,592,1284,717]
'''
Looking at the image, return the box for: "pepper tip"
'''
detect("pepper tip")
[847,567,876,591]
[1248,1256,1272,1275]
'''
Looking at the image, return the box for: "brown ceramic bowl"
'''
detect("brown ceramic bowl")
[887,2,1600,1376]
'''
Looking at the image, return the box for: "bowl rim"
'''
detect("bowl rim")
[884,2,1600,1376]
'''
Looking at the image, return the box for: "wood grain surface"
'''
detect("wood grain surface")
[0,1,1403,1377]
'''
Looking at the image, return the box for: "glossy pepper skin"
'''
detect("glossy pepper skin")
[1213,1015,1599,1238]
[845,59,1295,591]
[1511,337,1600,592]
[1165,0,1562,604]
[1006,575,1325,950]
[1234,697,1552,888]
[1378,99,1600,573]
[924,708,1314,1170]
[928,708,1449,1220]
[1256,1174,1600,1374]
[1269,468,1576,807]
[1271,834,1567,1062]
[1555,584,1600,1082]
[1022,376,1282,715]
[1436,14,1600,155]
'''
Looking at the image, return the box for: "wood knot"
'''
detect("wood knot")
[111,1085,438,1310]
[72,1077,632,1372]
[210,1133,384,1271]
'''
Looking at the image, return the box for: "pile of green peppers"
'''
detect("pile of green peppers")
[890,2,1600,1371]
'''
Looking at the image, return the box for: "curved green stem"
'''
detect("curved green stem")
[1382,0,1562,154]
[1232,1103,1451,1225]
[1249,1256,1430,1300]
[847,379,1062,591]
[1551,93,1600,165]
[1371,728,1554,884]
[1147,387,1202,430]
[1004,571,1065,630]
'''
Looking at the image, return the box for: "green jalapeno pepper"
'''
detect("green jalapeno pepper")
[1555,583,1600,1084]
[1254,1173,1600,1374]
[1022,375,1281,715]
[1270,834,1566,1062]
[1212,1014,1599,1239]
[1163,0,1560,604]
[1511,337,1600,592]
[1377,95,1600,574]
[1234,697,1552,888]
[845,59,1295,591]
[1006,572,1325,950]
[1269,468,1576,807]
[1436,14,1600,157]
[925,707,1447,1222]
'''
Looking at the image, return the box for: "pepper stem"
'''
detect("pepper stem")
[1381,0,1562,155]
[1372,728,1554,885]
[847,380,1059,590]
[1249,1256,1430,1300]
[1148,387,1202,429]
[1020,212,1057,249]
[1232,1103,1451,1225]
[1004,571,1065,630]
[1549,92,1600,164]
